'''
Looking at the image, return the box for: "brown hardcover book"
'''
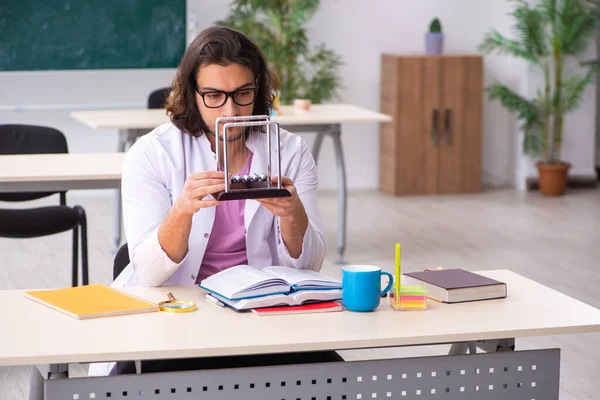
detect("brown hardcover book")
[403,269,507,304]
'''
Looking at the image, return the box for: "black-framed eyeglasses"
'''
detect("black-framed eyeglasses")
[196,87,258,108]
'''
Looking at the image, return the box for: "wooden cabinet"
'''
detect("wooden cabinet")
[379,54,483,195]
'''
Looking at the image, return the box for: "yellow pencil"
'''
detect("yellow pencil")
[395,243,401,306]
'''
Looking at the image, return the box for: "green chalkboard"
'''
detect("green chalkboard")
[0,0,186,71]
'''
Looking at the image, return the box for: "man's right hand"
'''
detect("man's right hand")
[174,171,225,215]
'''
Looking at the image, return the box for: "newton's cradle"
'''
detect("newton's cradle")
[213,115,291,201]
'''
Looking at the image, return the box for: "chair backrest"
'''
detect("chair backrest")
[113,243,130,281]
[0,124,68,202]
[147,87,171,109]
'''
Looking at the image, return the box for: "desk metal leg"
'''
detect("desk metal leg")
[449,338,515,355]
[311,130,325,162]
[292,123,349,265]
[448,342,477,355]
[478,338,516,353]
[31,364,68,400]
[113,129,145,251]
[114,129,128,251]
[330,124,348,265]
[36,363,68,379]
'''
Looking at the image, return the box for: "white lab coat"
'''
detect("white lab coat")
[89,122,325,376]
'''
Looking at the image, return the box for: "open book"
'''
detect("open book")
[209,289,342,311]
[199,265,341,301]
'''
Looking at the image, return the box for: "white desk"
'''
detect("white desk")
[2,270,600,366]
[1,270,600,400]
[71,104,393,260]
[0,153,125,193]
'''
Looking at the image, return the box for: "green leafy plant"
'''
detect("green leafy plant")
[478,0,596,164]
[429,18,442,34]
[216,0,343,105]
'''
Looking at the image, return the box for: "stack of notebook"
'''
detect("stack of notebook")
[395,286,428,310]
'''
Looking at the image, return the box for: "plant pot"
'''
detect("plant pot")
[535,162,571,196]
[425,33,444,55]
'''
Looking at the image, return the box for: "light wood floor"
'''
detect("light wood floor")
[1,187,599,399]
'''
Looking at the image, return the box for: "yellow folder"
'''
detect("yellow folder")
[25,284,158,319]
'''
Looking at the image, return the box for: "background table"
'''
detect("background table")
[0,153,124,193]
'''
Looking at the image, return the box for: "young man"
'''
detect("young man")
[116,25,325,288]
[83,25,340,380]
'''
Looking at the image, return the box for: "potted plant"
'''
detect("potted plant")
[216,0,343,106]
[426,18,444,55]
[478,0,596,195]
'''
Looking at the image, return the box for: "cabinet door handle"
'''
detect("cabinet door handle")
[443,108,451,145]
[431,108,439,145]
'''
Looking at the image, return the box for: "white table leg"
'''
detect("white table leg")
[114,130,128,251]
[289,124,349,265]
[329,124,348,265]
[448,338,515,355]
[30,364,68,400]
[311,130,325,162]
[113,129,149,251]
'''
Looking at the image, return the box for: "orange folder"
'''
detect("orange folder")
[25,284,158,319]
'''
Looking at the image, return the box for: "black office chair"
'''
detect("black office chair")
[0,124,89,287]
[147,87,171,109]
[113,242,130,280]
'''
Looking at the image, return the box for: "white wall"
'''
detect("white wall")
[1,1,593,190]
[303,0,527,189]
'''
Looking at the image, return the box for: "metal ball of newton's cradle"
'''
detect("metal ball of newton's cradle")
[229,173,269,184]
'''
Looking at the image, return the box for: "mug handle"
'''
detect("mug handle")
[380,271,394,297]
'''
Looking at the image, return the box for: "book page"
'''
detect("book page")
[262,266,341,289]
[214,293,293,310]
[199,265,290,299]
[288,289,342,305]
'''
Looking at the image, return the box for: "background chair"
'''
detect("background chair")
[113,242,129,280]
[147,87,171,109]
[0,124,89,287]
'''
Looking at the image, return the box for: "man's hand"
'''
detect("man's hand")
[256,176,303,218]
[174,171,225,215]
[257,176,308,259]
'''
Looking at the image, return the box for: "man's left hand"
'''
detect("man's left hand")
[256,176,304,219]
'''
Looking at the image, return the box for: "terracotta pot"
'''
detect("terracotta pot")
[535,162,571,196]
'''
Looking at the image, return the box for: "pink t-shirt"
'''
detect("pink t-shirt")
[196,152,253,283]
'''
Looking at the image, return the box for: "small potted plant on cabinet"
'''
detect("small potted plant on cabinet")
[425,18,444,55]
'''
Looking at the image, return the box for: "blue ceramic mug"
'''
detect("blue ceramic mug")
[342,265,394,312]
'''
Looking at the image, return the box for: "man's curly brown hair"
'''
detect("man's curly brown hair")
[165,26,279,137]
